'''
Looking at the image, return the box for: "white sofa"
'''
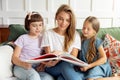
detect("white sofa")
[0,45,17,80]
[0,24,28,80]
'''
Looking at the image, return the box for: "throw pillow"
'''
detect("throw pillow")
[102,34,120,75]
[0,45,14,79]
[8,24,27,41]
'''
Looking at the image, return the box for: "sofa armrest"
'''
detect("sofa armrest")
[0,45,14,79]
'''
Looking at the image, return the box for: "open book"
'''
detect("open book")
[25,53,88,67]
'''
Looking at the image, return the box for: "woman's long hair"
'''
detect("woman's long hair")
[55,4,76,52]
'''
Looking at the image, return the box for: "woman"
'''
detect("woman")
[40,4,81,80]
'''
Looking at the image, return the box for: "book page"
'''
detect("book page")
[59,53,88,67]
[25,58,57,64]
[25,53,58,64]
[33,53,57,60]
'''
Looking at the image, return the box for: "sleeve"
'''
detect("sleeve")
[14,35,24,48]
[72,31,81,50]
[41,30,50,47]
[95,38,103,49]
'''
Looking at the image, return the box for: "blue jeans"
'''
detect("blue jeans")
[13,65,54,80]
[45,61,83,80]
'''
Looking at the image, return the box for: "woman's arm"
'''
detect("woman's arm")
[71,48,79,57]
[41,46,60,67]
[12,46,32,69]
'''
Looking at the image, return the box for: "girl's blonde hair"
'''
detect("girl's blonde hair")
[55,4,76,52]
[81,16,100,63]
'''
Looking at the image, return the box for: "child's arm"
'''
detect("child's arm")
[43,46,51,54]
[89,45,107,67]
[80,45,107,71]
[12,45,32,69]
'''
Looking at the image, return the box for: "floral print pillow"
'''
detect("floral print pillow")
[102,34,120,75]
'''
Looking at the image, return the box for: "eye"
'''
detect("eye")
[39,24,43,28]
[58,17,63,21]
[66,19,70,23]
[82,27,86,30]
[87,28,90,31]
[31,24,37,27]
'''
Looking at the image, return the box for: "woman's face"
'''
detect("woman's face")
[56,11,71,31]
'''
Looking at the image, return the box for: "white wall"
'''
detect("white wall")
[0,0,120,29]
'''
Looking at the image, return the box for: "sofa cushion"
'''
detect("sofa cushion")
[103,34,120,75]
[97,27,120,40]
[0,45,14,79]
[8,24,27,41]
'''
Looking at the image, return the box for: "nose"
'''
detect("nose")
[36,26,40,30]
[62,20,67,25]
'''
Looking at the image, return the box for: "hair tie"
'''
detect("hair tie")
[28,12,32,20]
[27,12,38,20]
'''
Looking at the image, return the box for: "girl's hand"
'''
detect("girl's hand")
[36,64,46,72]
[22,62,32,69]
[80,65,91,72]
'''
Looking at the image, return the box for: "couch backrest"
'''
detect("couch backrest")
[8,24,27,41]
[77,27,120,41]
[7,24,120,41]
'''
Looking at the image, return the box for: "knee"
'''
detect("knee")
[39,72,54,80]
[29,72,40,79]
[28,69,41,80]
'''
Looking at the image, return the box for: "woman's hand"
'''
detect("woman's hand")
[41,50,62,67]
[52,50,63,55]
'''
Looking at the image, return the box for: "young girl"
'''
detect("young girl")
[59,16,120,80]
[77,16,112,80]
[40,4,81,80]
[12,12,54,80]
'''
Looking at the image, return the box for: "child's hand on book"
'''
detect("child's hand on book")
[36,63,46,72]
[79,64,91,72]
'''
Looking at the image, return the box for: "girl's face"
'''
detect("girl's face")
[29,21,43,36]
[82,21,96,39]
[56,11,70,31]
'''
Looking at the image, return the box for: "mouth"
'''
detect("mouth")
[36,31,40,33]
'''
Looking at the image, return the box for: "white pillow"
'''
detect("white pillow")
[0,45,13,79]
